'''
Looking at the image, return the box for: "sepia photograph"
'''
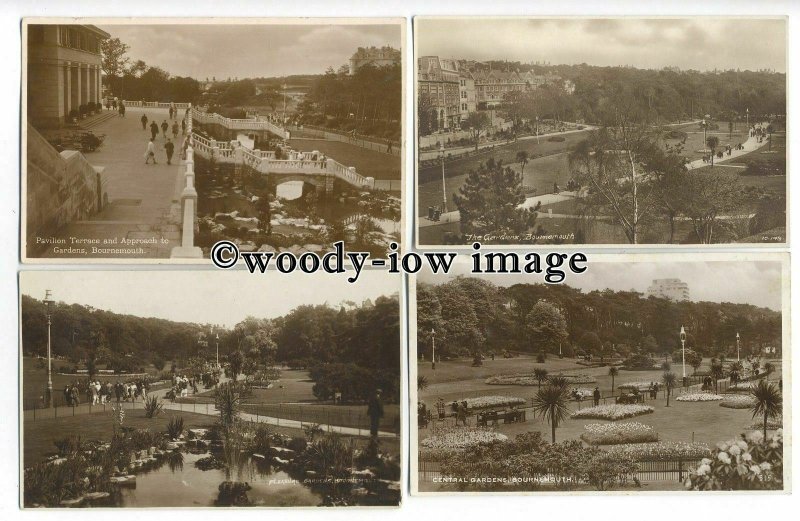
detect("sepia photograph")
[415,17,787,247]
[19,270,402,507]
[410,254,789,493]
[23,18,403,262]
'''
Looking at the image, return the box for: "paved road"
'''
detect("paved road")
[686,124,768,170]
[419,191,577,228]
[40,107,187,259]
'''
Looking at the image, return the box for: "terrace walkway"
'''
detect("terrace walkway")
[38,106,185,259]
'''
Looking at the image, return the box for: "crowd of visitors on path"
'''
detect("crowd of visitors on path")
[138,105,189,166]
[61,378,149,407]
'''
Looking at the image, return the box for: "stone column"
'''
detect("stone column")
[96,66,102,104]
[73,64,81,110]
[64,62,72,119]
[82,65,90,107]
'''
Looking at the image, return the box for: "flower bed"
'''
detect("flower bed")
[676,392,724,402]
[485,373,596,386]
[571,404,654,421]
[570,388,595,400]
[603,441,711,462]
[749,416,782,430]
[580,422,659,445]
[719,394,757,409]
[618,381,657,391]
[420,427,508,452]
[459,396,526,409]
[728,381,757,391]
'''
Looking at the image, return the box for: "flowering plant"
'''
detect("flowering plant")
[420,427,508,451]
[580,422,658,445]
[618,381,657,391]
[748,416,782,431]
[719,394,756,409]
[456,395,526,409]
[685,430,783,490]
[604,441,711,461]
[572,404,654,421]
[485,373,596,386]
[676,392,723,402]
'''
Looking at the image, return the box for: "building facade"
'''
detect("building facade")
[458,73,477,120]
[417,56,461,131]
[348,46,401,75]
[27,24,109,128]
[470,69,526,108]
[647,278,690,302]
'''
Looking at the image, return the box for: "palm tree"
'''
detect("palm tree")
[417,375,429,392]
[750,380,782,439]
[608,366,619,394]
[532,379,571,443]
[764,362,775,375]
[533,368,549,386]
[516,150,529,177]
[710,362,725,393]
[662,371,677,407]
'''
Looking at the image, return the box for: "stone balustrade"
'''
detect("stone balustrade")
[122,100,192,110]
[192,108,289,139]
[170,104,203,259]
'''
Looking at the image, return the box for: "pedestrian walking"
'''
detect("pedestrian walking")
[144,139,157,164]
[367,389,384,438]
[161,120,169,138]
[593,386,601,406]
[172,121,179,139]
[150,121,159,141]
[168,106,174,120]
[181,118,186,135]
[118,101,125,117]
[141,114,148,130]
[170,102,176,120]
[165,138,175,165]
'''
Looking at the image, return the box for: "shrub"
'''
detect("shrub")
[144,395,163,418]
[166,416,184,440]
[604,441,711,462]
[547,136,566,142]
[251,425,272,455]
[622,354,656,370]
[287,436,307,453]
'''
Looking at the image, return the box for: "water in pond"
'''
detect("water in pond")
[117,451,323,507]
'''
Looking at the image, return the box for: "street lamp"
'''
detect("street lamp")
[736,332,741,362]
[215,330,220,370]
[535,115,540,144]
[282,83,287,124]
[431,328,436,370]
[680,325,687,380]
[439,144,447,214]
[43,289,54,408]
[746,108,749,131]
[701,118,707,156]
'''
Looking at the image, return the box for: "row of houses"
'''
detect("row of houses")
[417,56,575,131]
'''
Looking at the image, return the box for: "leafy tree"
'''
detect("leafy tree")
[682,172,744,243]
[454,158,539,243]
[463,112,491,152]
[516,150,529,177]
[526,302,568,353]
[579,331,602,355]
[100,37,130,94]
[706,136,720,166]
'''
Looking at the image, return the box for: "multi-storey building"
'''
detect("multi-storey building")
[458,73,477,119]
[470,69,526,108]
[348,46,401,75]
[417,56,461,130]
[647,278,691,302]
[26,24,109,128]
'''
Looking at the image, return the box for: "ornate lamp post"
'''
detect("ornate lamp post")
[431,328,436,370]
[282,83,287,124]
[43,289,54,408]
[680,325,687,380]
[736,332,741,362]
[701,118,707,156]
[746,108,749,131]
[439,144,447,214]
[535,115,540,144]
[215,330,220,370]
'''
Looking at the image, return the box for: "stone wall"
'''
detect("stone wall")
[26,123,103,255]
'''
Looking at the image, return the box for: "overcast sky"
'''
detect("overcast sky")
[417,18,786,73]
[98,22,401,79]
[418,256,784,311]
[20,270,400,328]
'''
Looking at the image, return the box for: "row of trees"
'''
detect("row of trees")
[101,38,201,102]
[21,293,400,402]
[499,63,785,126]
[416,277,781,361]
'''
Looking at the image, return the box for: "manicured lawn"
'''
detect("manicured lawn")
[417,356,782,450]
[665,120,749,161]
[288,138,400,180]
[241,403,401,432]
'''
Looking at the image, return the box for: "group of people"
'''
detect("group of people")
[104,97,126,117]
[141,114,188,166]
[166,374,198,400]
[61,379,148,407]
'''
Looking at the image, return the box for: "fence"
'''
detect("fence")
[290,124,400,156]
[417,458,701,484]
[240,402,400,435]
